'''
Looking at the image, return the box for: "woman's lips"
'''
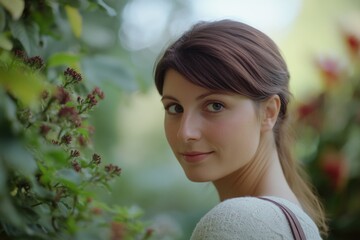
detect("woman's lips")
[181,151,214,163]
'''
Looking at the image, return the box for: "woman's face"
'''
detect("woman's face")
[161,69,263,182]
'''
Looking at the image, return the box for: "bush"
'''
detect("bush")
[0,1,152,239]
[0,50,152,239]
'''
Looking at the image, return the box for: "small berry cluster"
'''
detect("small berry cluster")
[26,56,45,70]
[58,106,82,127]
[56,87,71,105]
[64,67,82,84]
[12,50,44,70]
[92,154,101,165]
[72,160,81,172]
[105,164,122,176]
[77,87,105,113]
[7,50,128,238]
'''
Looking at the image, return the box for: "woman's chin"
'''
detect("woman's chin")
[184,172,212,183]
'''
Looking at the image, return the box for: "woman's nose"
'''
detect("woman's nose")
[177,113,201,142]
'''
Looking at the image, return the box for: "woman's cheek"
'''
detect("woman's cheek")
[164,119,179,149]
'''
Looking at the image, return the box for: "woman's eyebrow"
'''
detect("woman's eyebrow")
[161,91,230,102]
[161,95,178,102]
[196,91,231,100]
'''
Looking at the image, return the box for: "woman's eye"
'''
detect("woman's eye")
[206,102,224,112]
[166,104,183,114]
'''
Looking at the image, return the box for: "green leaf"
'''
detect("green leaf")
[1,140,37,176]
[2,87,17,121]
[76,127,89,139]
[0,197,22,226]
[0,90,22,139]
[65,5,82,38]
[0,6,6,31]
[0,68,46,107]
[66,216,77,234]
[0,0,24,20]
[31,183,53,199]
[56,168,82,191]
[44,149,69,166]
[0,32,13,50]
[47,52,81,67]
[37,162,54,186]
[9,20,40,56]
[0,157,8,195]
[31,5,56,36]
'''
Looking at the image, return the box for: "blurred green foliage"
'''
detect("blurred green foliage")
[295,17,360,239]
[0,0,153,239]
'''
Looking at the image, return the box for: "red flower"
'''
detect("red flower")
[297,102,317,120]
[345,34,360,57]
[296,94,325,130]
[340,13,360,58]
[315,55,345,88]
[320,149,348,191]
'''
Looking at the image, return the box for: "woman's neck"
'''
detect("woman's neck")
[212,131,299,205]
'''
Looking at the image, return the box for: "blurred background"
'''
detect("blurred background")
[1,0,360,239]
[94,0,359,239]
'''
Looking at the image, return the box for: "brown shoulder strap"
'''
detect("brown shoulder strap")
[258,197,307,240]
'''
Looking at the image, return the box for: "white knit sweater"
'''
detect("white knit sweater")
[190,196,322,240]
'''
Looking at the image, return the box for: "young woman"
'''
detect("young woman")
[154,20,328,239]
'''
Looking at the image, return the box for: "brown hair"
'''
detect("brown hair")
[154,19,328,236]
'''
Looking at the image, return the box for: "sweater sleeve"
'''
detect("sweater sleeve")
[190,197,322,240]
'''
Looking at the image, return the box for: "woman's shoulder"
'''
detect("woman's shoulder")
[190,196,322,240]
[208,196,277,214]
[195,196,280,222]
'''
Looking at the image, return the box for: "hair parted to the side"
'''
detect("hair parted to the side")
[154,19,328,237]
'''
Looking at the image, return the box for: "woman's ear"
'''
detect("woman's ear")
[261,95,281,132]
